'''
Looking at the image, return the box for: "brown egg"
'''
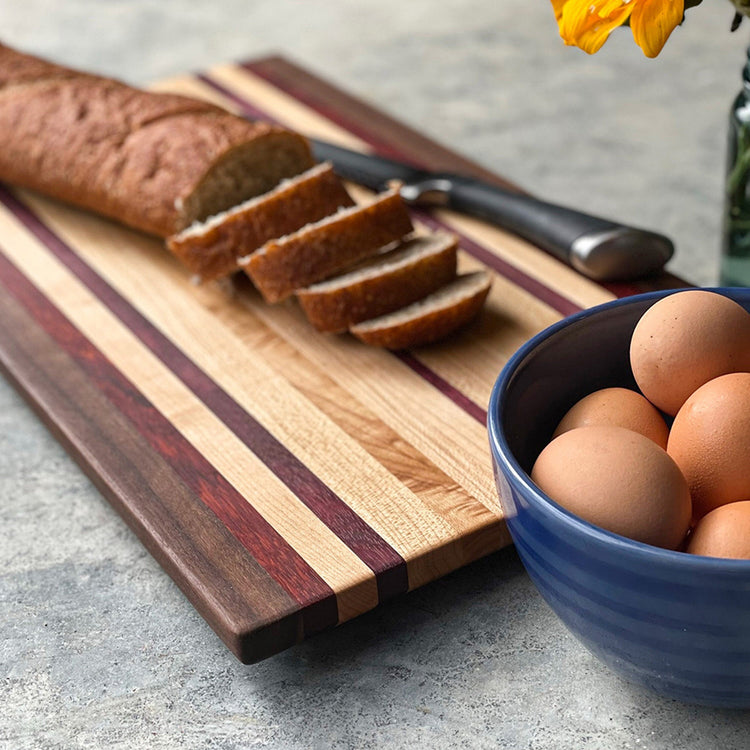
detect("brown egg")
[667,372,750,520]
[629,290,750,416]
[687,501,750,559]
[531,425,691,549]
[553,387,669,449]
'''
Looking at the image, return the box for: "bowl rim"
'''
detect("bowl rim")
[487,286,750,573]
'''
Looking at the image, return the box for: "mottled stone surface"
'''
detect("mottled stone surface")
[3,3,750,748]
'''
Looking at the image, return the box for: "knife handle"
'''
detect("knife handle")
[415,176,674,281]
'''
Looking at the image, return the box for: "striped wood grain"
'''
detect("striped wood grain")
[0,57,676,662]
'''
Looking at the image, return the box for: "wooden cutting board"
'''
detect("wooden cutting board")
[0,56,679,663]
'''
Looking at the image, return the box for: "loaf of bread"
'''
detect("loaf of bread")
[167,162,354,281]
[0,45,492,351]
[350,271,492,349]
[0,43,314,237]
[296,232,458,332]
[240,190,413,303]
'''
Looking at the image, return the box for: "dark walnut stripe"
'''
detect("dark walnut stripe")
[0,186,409,602]
[0,251,322,663]
[0,202,337,621]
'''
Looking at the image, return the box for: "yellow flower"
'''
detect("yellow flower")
[552,0,685,58]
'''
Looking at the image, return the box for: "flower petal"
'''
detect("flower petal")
[559,0,634,54]
[550,0,568,21]
[630,0,685,58]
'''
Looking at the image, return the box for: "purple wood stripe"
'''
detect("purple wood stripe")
[239,61,586,317]
[395,352,487,425]
[196,72,282,125]
[0,186,408,602]
[196,71,490,425]
[0,242,337,633]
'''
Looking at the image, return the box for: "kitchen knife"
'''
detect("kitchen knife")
[310,139,674,282]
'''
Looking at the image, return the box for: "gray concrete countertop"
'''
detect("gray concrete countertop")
[3,2,750,748]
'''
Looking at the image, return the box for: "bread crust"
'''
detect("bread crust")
[350,271,491,349]
[242,190,413,303]
[0,44,314,237]
[296,234,458,332]
[167,163,353,281]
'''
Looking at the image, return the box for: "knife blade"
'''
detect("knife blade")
[310,139,674,282]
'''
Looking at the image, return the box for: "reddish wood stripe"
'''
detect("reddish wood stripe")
[241,58,524,194]
[242,60,452,171]
[0,241,339,634]
[0,186,409,603]
[602,273,689,298]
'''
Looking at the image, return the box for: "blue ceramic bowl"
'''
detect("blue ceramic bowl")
[488,287,750,708]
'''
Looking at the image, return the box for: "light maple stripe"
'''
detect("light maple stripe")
[183,73,505,422]
[431,210,615,310]
[0,191,397,621]
[413,210,583,318]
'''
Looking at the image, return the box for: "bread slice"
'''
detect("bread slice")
[240,190,414,303]
[350,271,492,349]
[296,232,458,332]
[0,43,314,237]
[166,163,353,282]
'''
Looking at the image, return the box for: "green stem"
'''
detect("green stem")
[727,126,750,198]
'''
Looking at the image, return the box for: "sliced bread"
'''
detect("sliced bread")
[240,190,413,303]
[350,271,492,349]
[296,232,458,332]
[166,162,354,281]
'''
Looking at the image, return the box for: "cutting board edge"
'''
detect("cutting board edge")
[0,329,317,663]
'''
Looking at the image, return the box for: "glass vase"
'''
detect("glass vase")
[721,45,750,286]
